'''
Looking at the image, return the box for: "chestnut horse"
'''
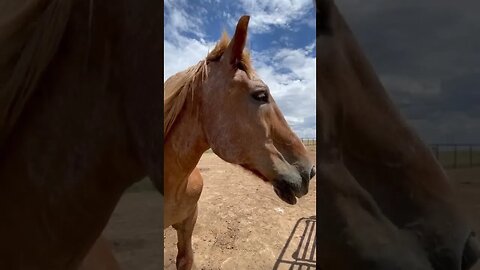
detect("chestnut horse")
[0,0,163,269]
[164,16,316,269]
[316,1,479,269]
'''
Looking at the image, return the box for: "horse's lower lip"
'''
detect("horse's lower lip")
[274,186,298,205]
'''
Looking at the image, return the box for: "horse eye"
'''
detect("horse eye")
[251,91,269,103]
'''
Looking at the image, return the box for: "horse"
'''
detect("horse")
[0,0,164,268]
[163,16,316,270]
[316,0,480,269]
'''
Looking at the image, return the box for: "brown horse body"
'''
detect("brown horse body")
[163,17,315,270]
[316,1,480,269]
[0,0,163,269]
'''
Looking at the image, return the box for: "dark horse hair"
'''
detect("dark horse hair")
[316,0,333,36]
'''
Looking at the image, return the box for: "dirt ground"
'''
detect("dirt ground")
[103,149,480,270]
[163,148,316,270]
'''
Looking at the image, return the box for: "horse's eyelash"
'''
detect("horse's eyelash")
[236,62,246,71]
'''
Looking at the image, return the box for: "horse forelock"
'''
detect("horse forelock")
[206,31,255,78]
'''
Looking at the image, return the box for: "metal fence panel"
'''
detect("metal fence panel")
[429,144,480,168]
[298,140,480,169]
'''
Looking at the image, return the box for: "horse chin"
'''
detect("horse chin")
[239,164,301,205]
[274,186,298,205]
[239,164,269,182]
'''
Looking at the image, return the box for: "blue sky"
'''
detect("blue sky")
[164,0,316,138]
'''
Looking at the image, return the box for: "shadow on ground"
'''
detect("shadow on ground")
[273,216,317,270]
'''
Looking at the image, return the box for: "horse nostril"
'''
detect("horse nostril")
[310,166,316,179]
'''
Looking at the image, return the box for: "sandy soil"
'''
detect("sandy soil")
[103,192,163,270]
[163,150,317,270]
[103,150,480,270]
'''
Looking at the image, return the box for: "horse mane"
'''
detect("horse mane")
[0,0,73,147]
[317,0,333,35]
[164,32,254,138]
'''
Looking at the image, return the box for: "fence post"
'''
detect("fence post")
[434,144,439,160]
[470,145,473,168]
[453,145,457,168]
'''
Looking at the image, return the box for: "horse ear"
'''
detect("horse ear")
[224,15,250,66]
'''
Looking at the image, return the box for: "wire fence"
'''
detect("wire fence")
[429,144,480,169]
[301,138,317,147]
[300,139,480,169]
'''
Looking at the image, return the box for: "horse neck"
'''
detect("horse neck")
[318,4,452,197]
[164,85,209,185]
[0,53,141,268]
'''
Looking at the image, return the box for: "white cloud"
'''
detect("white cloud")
[164,2,215,80]
[164,0,205,39]
[237,0,314,33]
[411,113,480,143]
[251,45,316,137]
[164,36,215,80]
[380,75,442,97]
[305,40,316,53]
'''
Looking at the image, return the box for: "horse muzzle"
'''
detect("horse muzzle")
[273,169,312,205]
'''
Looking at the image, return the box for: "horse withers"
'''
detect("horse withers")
[163,16,316,270]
